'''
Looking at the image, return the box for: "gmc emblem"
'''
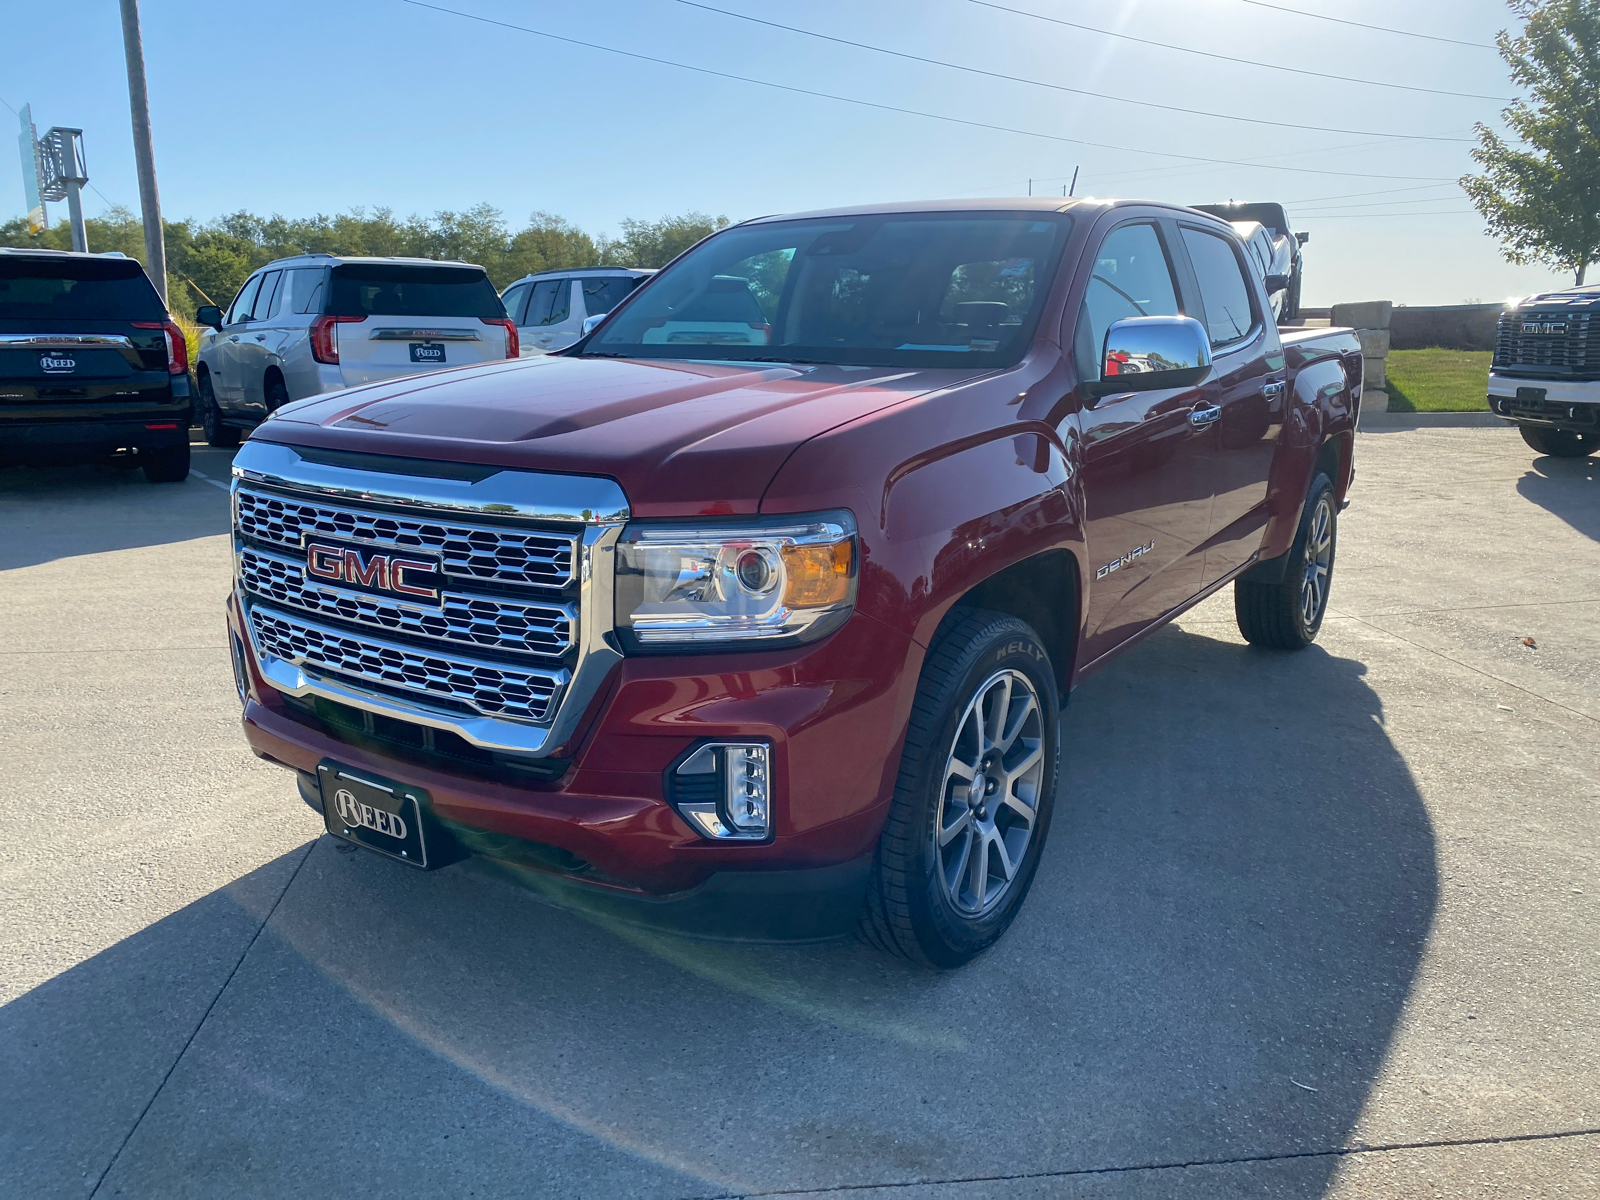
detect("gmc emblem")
[305,541,440,602]
[1522,320,1567,335]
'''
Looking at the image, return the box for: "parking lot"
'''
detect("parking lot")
[1,424,1596,1197]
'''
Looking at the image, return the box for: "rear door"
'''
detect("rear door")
[324,264,507,386]
[235,269,281,415]
[1075,217,1217,663]
[1176,223,1285,582]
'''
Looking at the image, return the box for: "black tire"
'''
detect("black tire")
[142,441,191,483]
[1519,425,1600,458]
[264,374,289,414]
[199,372,239,448]
[860,608,1061,968]
[1235,471,1337,650]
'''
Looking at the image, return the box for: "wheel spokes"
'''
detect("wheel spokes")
[939,808,972,847]
[998,693,1037,752]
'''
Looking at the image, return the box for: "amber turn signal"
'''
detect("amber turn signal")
[781,539,853,608]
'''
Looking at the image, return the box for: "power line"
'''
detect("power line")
[1297,209,1478,218]
[673,0,1469,143]
[1280,182,1463,205]
[402,0,1455,181]
[968,0,1512,100]
[1297,192,1469,211]
[1239,1,1497,49]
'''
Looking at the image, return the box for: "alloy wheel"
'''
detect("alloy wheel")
[934,669,1046,917]
[1299,493,1334,628]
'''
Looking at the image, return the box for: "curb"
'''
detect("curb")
[1359,410,1505,430]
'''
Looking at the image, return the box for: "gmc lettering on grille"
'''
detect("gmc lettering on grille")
[305,543,440,602]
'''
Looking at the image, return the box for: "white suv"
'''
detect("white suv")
[501,267,653,355]
[194,255,516,446]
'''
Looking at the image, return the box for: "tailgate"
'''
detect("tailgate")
[337,317,503,387]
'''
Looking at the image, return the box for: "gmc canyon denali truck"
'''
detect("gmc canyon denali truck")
[1,248,192,482]
[228,199,1363,967]
[1488,284,1600,457]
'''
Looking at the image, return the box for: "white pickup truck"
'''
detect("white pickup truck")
[1488,284,1600,457]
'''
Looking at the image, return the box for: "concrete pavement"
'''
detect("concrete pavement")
[1,429,1596,1197]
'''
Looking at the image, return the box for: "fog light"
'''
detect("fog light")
[668,742,772,840]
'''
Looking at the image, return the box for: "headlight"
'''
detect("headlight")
[615,511,856,649]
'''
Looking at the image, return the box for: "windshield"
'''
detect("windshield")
[327,264,504,318]
[582,212,1071,368]
[0,257,164,321]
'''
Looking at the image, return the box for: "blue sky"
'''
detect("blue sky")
[5,0,1577,305]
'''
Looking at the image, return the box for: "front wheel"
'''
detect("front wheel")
[199,372,239,448]
[860,609,1060,968]
[1520,425,1599,458]
[1235,471,1337,649]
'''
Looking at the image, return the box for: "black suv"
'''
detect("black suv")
[0,248,192,482]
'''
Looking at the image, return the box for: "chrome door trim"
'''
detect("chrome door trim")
[231,440,631,525]
[0,332,145,368]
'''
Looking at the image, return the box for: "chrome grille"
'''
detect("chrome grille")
[249,604,564,724]
[238,547,572,658]
[1495,310,1595,373]
[236,487,576,588]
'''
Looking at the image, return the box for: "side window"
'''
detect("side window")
[226,274,263,325]
[254,271,284,321]
[500,282,530,324]
[525,280,560,326]
[287,268,326,314]
[1076,223,1180,380]
[579,276,636,318]
[545,279,572,326]
[1181,227,1257,348]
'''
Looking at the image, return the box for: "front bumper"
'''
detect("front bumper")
[1487,373,1600,432]
[231,594,917,939]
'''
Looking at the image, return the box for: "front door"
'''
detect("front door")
[236,269,281,417]
[1075,220,1216,664]
[215,271,264,411]
[1176,225,1283,581]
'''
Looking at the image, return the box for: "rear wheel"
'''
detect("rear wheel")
[860,609,1060,968]
[142,441,190,483]
[1235,472,1336,649]
[264,374,289,414]
[1520,425,1599,458]
[199,372,239,448]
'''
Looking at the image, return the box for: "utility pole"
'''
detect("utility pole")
[119,0,167,305]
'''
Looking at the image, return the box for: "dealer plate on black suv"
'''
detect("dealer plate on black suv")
[409,342,445,364]
[318,760,431,867]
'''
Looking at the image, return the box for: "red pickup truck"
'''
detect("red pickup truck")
[227,199,1362,967]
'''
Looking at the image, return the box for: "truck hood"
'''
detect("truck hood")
[255,354,987,517]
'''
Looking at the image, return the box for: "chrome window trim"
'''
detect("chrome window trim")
[231,440,630,526]
[0,332,145,368]
[233,441,627,758]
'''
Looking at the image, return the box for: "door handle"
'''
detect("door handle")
[228,335,240,343]
[1189,404,1222,427]
[255,334,267,341]
[1262,379,1287,399]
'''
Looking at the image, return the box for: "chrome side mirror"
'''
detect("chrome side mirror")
[1084,315,1213,399]
[581,314,605,336]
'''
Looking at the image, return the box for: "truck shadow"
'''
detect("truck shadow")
[0,444,235,571]
[1516,456,1600,544]
[2,623,1434,1198]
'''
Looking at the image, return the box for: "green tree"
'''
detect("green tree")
[1462,0,1600,285]
[600,212,730,268]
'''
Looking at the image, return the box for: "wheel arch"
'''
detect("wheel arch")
[947,549,1081,694]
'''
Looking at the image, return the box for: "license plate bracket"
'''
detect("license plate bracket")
[1514,386,1549,409]
[318,760,432,867]
[409,342,446,364]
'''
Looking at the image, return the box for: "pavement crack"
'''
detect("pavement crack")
[706,1127,1600,1198]
[1339,612,1600,726]
[87,839,317,1197]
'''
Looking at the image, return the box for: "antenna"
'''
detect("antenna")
[1069,166,1080,197]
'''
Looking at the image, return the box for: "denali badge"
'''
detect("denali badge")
[305,541,441,602]
[40,354,76,373]
[332,788,409,840]
[1097,541,1155,580]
